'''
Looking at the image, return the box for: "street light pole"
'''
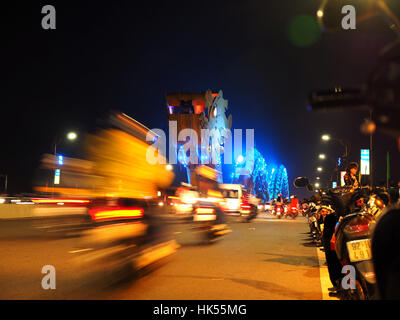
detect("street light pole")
[52,132,78,196]
[0,174,7,194]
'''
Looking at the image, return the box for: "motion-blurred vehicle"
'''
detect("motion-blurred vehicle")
[33,112,179,286]
[188,166,231,243]
[286,206,298,219]
[79,197,179,285]
[219,184,259,222]
[219,184,243,215]
[264,201,273,213]
[285,195,299,219]
[192,198,230,243]
[240,190,258,222]
[272,203,284,219]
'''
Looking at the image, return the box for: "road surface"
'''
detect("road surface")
[0,214,336,300]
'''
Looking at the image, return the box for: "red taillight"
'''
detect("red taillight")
[276,207,281,212]
[356,198,364,207]
[89,207,144,221]
[195,207,215,214]
[347,224,369,232]
[241,203,251,210]
[345,216,370,233]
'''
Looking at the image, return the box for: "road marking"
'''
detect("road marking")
[316,247,339,300]
[68,248,93,254]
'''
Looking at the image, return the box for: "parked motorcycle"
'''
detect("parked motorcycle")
[294,177,389,299]
[305,202,320,239]
[300,202,309,217]
[331,187,388,299]
[308,0,400,299]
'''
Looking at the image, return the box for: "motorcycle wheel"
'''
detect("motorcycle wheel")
[340,272,368,300]
[343,280,366,300]
[355,280,367,300]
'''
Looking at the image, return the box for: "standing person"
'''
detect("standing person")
[343,162,360,188]
[276,194,283,205]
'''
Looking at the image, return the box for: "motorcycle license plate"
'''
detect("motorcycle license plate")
[346,239,372,262]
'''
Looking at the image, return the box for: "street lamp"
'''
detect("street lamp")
[317,167,323,172]
[319,153,326,160]
[321,134,330,141]
[54,131,78,155]
[315,183,320,188]
[67,132,77,141]
[316,177,320,180]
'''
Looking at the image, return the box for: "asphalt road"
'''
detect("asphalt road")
[0,215,327,300]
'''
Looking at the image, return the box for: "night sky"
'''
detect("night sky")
[2,1,400,195]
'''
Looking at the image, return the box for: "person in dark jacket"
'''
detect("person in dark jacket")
[343,162,359,188]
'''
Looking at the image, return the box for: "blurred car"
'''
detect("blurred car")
[219,184,243,215]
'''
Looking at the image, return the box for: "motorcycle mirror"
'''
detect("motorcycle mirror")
[293,177,310,188]
[317,0,377,33]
